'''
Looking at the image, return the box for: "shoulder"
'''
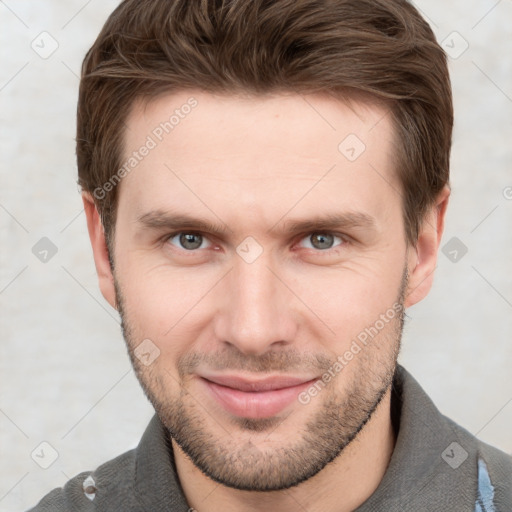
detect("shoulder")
[473,435,512,509]
[27,448,140,511]
[28,414,188,511]
[391,366,512,509]
[441,411,512,509]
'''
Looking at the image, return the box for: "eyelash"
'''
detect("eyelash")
[163,231,350,255]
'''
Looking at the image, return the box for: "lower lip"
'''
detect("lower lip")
[200,378,315,419]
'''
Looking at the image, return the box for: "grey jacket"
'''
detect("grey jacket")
[28,366,512,511]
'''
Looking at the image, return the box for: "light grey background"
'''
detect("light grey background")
[1,0,511,510]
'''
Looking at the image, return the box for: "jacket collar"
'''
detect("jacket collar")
[355,365,477,510]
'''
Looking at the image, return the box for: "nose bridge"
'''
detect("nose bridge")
[217,253,294,354]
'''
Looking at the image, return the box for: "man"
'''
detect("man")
[30,0,511,510]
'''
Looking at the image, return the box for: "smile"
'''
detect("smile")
[199,374,318,419]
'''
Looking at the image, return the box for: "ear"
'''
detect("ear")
[404,185,450,308]
[82,192,117,310]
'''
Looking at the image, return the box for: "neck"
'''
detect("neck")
[173,388,395,512]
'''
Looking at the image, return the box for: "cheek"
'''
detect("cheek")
[117,262,218,358]
[283,260,405,343]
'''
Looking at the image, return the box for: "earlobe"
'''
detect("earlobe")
[82,193,117,310]
[404,185,450,308]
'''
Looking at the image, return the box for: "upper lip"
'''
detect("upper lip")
[200,374,317,392]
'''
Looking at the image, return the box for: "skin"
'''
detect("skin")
[84,90,449,512]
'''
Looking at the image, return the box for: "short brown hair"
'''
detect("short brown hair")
[77,0,452,247]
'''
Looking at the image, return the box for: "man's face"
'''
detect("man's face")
[111,91,411,490]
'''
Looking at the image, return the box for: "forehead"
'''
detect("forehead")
[125,89,392,156]
[118,90,398,227]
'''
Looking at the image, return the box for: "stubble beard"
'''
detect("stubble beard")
[114,267,407,491]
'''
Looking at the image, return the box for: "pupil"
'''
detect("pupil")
[180,233,202,250]
[312,233,333,249]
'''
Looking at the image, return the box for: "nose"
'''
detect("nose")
[214,255,297,356]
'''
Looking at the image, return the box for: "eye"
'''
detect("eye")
[298,233,345,251]
[164,231,346,254]
[167,232,213,251]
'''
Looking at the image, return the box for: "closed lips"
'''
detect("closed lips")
[200,375,317,392]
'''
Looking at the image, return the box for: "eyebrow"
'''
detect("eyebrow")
[136,210,377,237]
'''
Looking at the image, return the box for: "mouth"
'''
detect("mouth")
[198,374,318,419]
